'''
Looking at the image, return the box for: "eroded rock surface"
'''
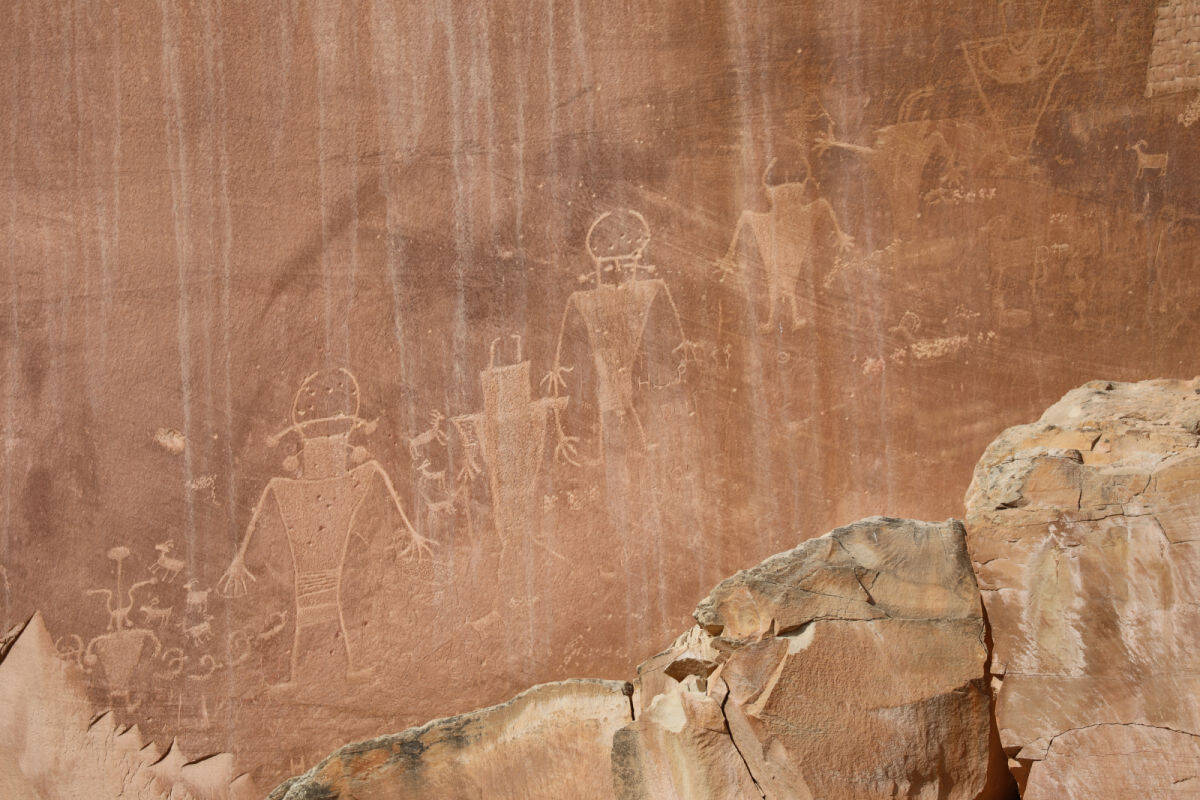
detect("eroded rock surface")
[277,517,1010,800]
[0,613,256,800]
[965,378,1200,797]
[622,516,1008,800]
[268,679,633,800]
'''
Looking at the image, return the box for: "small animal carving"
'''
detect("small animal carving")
[257,611,289,643]
[408,410,448,460]
[151,540,186,583]
[182,614,214,648]
[187,653,219,681]
[140,598,174,628]
[415,458,448,488]
[183,580,210,615]
[1129,140,1168,179]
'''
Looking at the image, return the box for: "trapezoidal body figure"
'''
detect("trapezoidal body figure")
[546,209,701,529]
[218,368,430,686]
[548,210,696,465]
[452,335,566,549]
[717,158,854,332]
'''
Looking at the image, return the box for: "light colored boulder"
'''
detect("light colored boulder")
[965,378,1200,797]
[269,679,633,800]
[612,677,766,800]
[1021,724,1200,800]
[624,516,1009,800]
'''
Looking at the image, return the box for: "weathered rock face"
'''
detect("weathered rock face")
[0,613,256,800]
[277,517,1010,800]
[964,378,1200,797]
[622,516,1007,800]
[5,0,1200,783]
[1021,724,1200,800]
[269,679,632,800]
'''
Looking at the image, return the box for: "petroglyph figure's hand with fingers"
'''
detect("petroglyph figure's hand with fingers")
[540,365,572,397]
[217,555,256,598]
[397,528,435,562]
[834,229,855,254]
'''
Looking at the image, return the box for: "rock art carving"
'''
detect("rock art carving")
[452,335,566,547]
[217,367,431,684]
[1128,139,1169,179]
[717,159,855,331]
[150,540,186,583]
[959,0,1083,155]
[409,409,474,539]
[0,613,258,798]
[181,580,209,615]
[139,597,174,628]
[815,87,963,242]
[78,548,165,711]
[549,210,698,466]
[180,614,213,648]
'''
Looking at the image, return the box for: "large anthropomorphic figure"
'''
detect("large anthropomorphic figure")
[218,368,430,685]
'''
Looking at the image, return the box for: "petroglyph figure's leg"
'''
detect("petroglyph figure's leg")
[719,210,772,280]
[786,252,815,331]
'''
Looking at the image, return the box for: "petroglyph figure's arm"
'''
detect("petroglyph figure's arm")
[813,198,855,252]
[659,282,703,366]
[370,463,434,561]
[86,588,114,612]
[545,297,581,466]
[217,483,274,597]
[125,578,157,609]
[813,134,877,158]
[716,211,765,280]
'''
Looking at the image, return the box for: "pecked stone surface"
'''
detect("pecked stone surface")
[268,679,633,800]
[964,378,1200,797]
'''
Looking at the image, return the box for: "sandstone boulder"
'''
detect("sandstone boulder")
[622,516,1009,800]
[272,517,1009,799]
[965,378,1200,797]
[268,679,633,800]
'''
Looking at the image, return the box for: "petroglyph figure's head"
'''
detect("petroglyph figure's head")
[292,368,362,438]
[268,368,379,479]
[764,155,811,191]
[586,209,651,283]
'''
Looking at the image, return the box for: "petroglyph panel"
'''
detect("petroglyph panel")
[3,0,1200,788]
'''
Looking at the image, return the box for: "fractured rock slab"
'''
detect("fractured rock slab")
[269,679,632,800]
[965,378,1200,797]
[624,516,1008,800]
[0,612,255,800]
